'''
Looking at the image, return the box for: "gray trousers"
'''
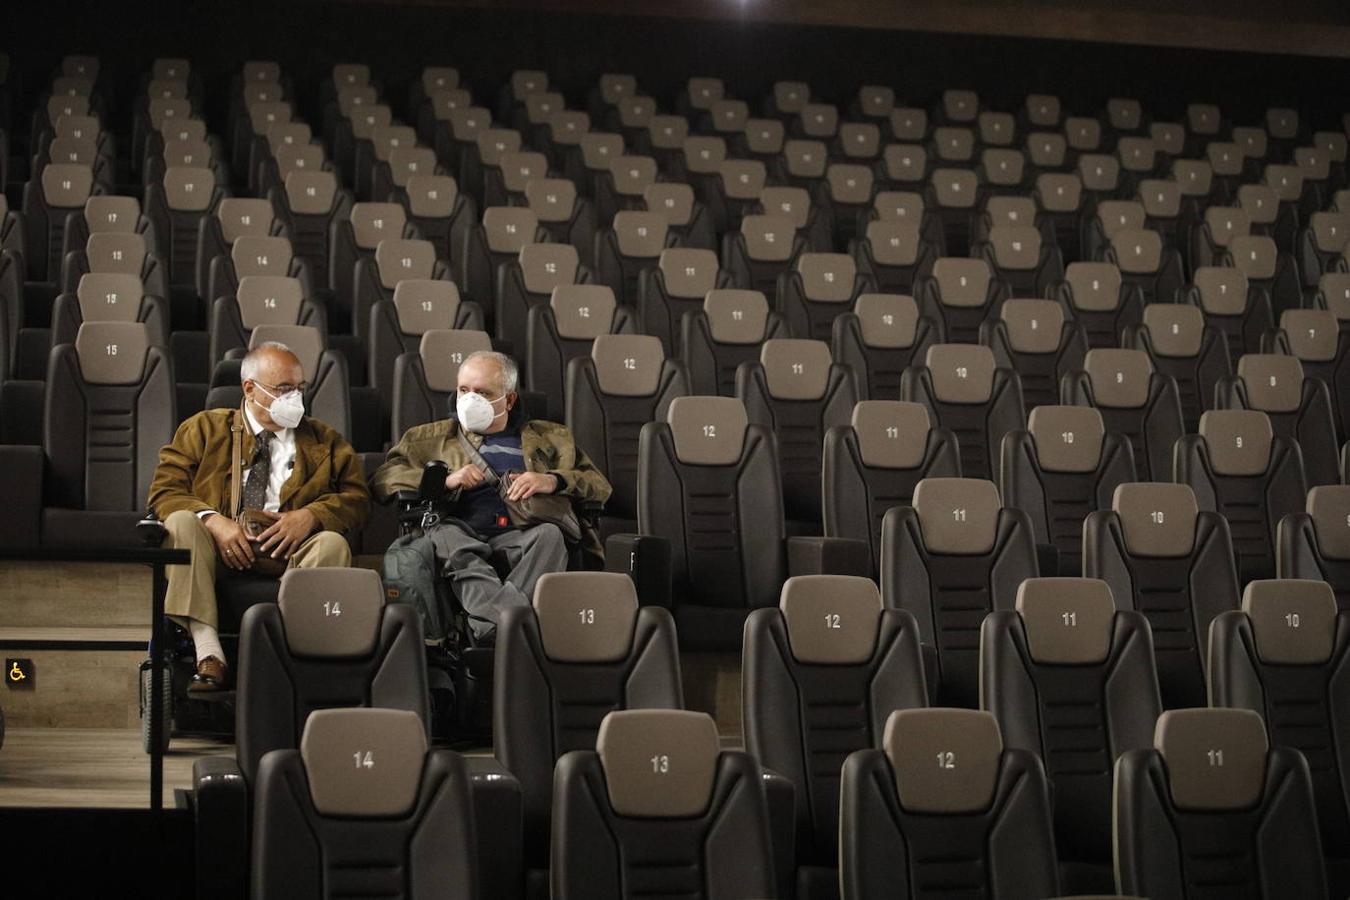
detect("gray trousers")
[426,521,569,639]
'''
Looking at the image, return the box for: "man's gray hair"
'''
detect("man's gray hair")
[240,341,299,383]
[462,350,519,395]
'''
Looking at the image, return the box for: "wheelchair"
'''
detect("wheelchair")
[393,459,604,746]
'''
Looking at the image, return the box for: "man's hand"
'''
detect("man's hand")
[256,508,320,559]
[204,514,256,570]
[505,471,558,502]
[446,464,486,491]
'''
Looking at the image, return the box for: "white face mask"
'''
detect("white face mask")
[253,383,305,429]
[456,391,506,433]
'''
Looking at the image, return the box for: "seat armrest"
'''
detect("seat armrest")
[785,536,871,578]
[762,767,796,899]
[604,533,672,609]
[466,756,524,900]
[193,755,249,900]
[0,444,42,548]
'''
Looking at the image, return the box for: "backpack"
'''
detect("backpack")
[381,530,451,642]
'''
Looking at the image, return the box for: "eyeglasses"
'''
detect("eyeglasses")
[255,380,310,394]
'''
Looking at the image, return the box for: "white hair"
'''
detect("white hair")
[241,341,299,384]
[461,350,519,395]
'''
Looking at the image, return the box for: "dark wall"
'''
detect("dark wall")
[7,0,1350,138]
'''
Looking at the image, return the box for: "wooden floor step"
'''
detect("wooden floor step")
[0,626,148,728]
[0,561,153,629]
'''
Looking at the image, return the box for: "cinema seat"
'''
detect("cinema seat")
[832,293,942,401]
[1124,302,1230,432]
[679,288,790,396]
[1277,485,1350,610]
[1061,348,1184,482]
[1215,354,1339,487]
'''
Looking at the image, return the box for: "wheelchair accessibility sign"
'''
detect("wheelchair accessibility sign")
[6,658,33,688]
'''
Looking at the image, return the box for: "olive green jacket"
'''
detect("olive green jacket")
[372,418,613,506]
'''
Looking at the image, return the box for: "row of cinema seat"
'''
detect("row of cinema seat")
[205,566,1348,899]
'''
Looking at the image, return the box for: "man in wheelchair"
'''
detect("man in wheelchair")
[372,350,612,645]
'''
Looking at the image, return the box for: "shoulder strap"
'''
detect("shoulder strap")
[230,405,245,518]
[455,427,501,486]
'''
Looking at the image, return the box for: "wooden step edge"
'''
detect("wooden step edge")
[0,626,149,652]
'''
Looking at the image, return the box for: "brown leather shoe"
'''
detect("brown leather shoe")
[188,656,229,692]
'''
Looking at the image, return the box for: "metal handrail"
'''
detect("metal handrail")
[0,546,190,811]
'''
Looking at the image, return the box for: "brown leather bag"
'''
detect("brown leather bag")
[456,430,581,542]
[228,408,288,577]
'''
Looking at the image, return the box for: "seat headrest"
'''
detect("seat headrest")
[84,195,140,234]
[1016,577,1116,665]
[667,396,748,467]
[248,324,322,382]
[1036,173,1082,213]
[447,106,489,142]
[843,125,882,161]
[744,118,785,154]
[74,322,151,385]
[783,139,827,178]
[865,220,921,267]
[163,167,215,213]
[392,279,460,336]
[761,186,811,229]
[597,710,721,818]
[482,206,538,254]
[852,400,930,470]
[533,571,639,664]
[854,293,917,350]
[681,137,725,175]
[930,258,991,308]
[148,98,191,130]
[612,210,667,259]
[418,329,492,394]
[76,273,143,324]
[278,568,383,658]
[247,101,292,135]
[267,121,312,150]
[375,238,436,288]
[984,196,1037,230]
[797,252,856,303]
[659,248,718,300]
[615,95,654,129]
[930,167,978,209]
[826,163,872,204]
[1110,228,1163,275]
[1143,303,1204,358]
[217,198,274,244]
[301,708,427,819]
[721,159,768,201]
[1155,708,1268,812]
[350,202,406,250]
[873,189,925,223]
[42,164,94,208]
[1077,153,1120,191]
[1242,579,1337,666]
[740,212,799,263]
[1237,354,1304,413]
[525,177,577,224]
[1319,274,1350,322]
[934,129,975,163]
[389,147,437,188]
[1109,97,1143,129]
[890,108,928,142]
[579,133,623,170]
[236,276,303,331]
[285,171,338,216]
[275,144,324,178]
[981,149,1025,187]
[1097,201,1146,239]
[1000,299,1063,355]
[475,128,522,168]
[510,68,547,99]
[599,73,636,104]
[779,575,882,665]
[50,135,97,167]
[86,232,146,275]
[883,145,927,183]
[1279,309,1338,363]
[406,175,458,219]
[711,101,749,135]
[519,242,579,295]
[608,155,657,197]
[523,92,563,126]
[1084,348,1153,409]
[1310,212,1350,254]
[913,477,1001,555]
[1113,482,1199,558]
[643,182,694,227]
[1065,117,1101,150]
[1028,405,1104,474]
[1193,266,1250,316]
[591,333,665,397]
[1295,148,1330,182]
[884,708,1003,814]
[1174,159,1214,197]
[499,150,548,193]
[1204,206,1250,248]
[1139,179,1181,218]
[926,343,995,405]
[760,339,832,401]
[551,284,615,341]
[1200,409,1274,477]
[1308,485,1350,561]
[646,115,688,151]
[704,289,769,345]
[1117,137,1157,173]
[1208,142,1245,177]
[232,235,293,278]
[1228,235,1277,280]
[242,60,282,84]
[801,103,839,138]
[1238,184,1279,226]
[987,224,1040,270]
[1029,133,1067,169]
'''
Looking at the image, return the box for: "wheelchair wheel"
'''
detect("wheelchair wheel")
[139,657,173,755]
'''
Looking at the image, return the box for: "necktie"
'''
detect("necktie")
[241,430,273,511]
